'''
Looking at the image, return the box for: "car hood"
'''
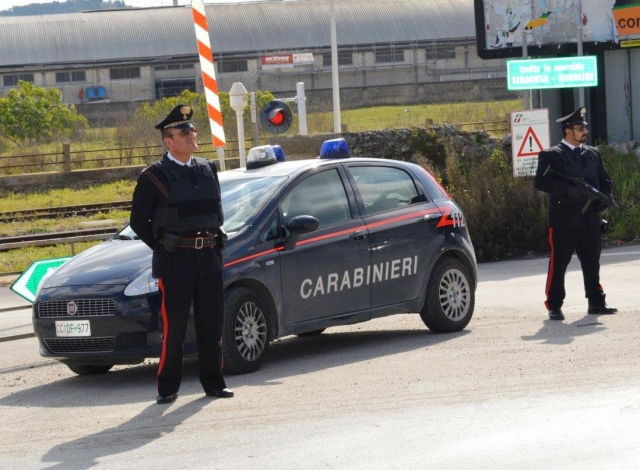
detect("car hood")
[44,239,152,287]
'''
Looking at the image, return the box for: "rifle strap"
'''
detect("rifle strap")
[144,170,169,198]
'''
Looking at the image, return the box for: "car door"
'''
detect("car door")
[346,163,443,308]
[279,166,371,324]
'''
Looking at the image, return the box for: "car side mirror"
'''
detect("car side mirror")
[283,215,319,251]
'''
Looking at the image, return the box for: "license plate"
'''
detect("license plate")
[55,320,91,337]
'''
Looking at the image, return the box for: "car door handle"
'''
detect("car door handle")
[422,213,441,222]
[350,230,367,240]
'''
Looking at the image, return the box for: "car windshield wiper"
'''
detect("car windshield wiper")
[113,234,137,240]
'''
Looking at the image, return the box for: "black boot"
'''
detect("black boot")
[548,308,564,320]
[588,295,617,315]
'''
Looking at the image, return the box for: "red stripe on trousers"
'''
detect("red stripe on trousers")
[157,278,169,392]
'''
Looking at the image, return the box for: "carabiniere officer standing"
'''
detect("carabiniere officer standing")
[130,104,233,404]
[534,107,617,321]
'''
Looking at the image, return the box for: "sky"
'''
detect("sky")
[0,0,254,11]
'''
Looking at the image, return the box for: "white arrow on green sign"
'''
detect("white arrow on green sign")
[506,56,598,90]
[10,257,72,303]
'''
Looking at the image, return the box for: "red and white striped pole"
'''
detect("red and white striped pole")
[191,0,226,170]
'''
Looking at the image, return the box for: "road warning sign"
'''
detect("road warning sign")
[517,127,545,157]
[511,109,550,177]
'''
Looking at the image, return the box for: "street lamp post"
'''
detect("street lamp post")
[229,82,248,167]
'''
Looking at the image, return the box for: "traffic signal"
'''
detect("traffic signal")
[260,100,293,134]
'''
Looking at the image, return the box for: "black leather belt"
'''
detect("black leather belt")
[159,235,218,249]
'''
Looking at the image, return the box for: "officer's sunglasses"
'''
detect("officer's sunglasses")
[571,125,588,132]
[173,127,198,137]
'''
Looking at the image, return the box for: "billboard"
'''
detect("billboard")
[475,0,640,59]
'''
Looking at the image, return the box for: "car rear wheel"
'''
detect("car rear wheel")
[66,364,114,375]
[222,287,270,374]
[420,258,474,333]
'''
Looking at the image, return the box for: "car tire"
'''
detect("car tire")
[66,364,114,375]
[296,329,326,337]
[420,257,474,333]
[222,287,270,374]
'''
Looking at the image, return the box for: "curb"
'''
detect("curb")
[0,305,31,313]
[0,333,35,343]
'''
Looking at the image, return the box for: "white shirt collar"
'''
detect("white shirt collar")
[166,152,192,166]
[561,139,581,151]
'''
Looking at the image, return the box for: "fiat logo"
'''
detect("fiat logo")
[66,301,78,316]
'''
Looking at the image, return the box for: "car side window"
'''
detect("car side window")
[282,169,351,228]
[350,166,421,215]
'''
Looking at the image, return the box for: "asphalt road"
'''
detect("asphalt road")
[0,244,639,469]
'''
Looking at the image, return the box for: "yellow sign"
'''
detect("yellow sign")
[525,11,551,31]
[621,38,640,48]
[613,3,640,37]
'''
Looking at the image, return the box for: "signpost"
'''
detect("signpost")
[511,109,550,177]
[506,56,598,91]
[10,257,71,303]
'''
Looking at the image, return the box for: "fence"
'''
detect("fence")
[0,140,247,176]
[0,120,508,176]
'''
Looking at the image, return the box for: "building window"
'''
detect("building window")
[56,71,86,83]
[426,47,456,60]
[3,73,35,87]
[218,59,248,74]
[110,67,141,80]
[323,52,353,67]
[155,63,195,71]
[155,78,196,99]
[375,48,404,64]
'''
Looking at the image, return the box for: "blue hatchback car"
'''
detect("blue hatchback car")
[33,139,477,375]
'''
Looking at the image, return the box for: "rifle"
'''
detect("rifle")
[543,166,619,214]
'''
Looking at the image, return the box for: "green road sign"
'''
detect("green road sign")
[506,56,598,90]
[10,257,72,303]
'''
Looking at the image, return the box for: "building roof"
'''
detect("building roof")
[0,0,476,68]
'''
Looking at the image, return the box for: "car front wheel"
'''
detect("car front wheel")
[222,287,270,374]
[420,258,474,333]
[66,364,114,375]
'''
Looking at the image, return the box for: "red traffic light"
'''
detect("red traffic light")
[269,111,285,126]
[260,100,293,134]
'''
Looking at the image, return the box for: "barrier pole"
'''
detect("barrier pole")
[191,0,226,170]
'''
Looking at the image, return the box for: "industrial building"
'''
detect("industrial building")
[0,0,508,123]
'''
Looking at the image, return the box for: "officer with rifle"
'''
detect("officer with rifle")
[534,107,618,321]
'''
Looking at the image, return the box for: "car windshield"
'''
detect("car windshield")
[219,175,287,232]
[117,174,287,239]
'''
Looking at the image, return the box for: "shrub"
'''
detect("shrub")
[444,147,548,262]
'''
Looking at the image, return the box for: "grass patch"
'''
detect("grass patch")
[1,241,102,274]
[309,100,520,133]
[0,180,136,212]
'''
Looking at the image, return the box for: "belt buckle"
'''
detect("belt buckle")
[194,237,204,249]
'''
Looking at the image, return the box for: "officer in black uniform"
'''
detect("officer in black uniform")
[130,104,233,404]
[534,107,617,321]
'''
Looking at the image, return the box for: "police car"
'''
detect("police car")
[32,138,477,375]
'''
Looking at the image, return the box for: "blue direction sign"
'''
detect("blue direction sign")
[507,56,598,90]
[10,257,71,303]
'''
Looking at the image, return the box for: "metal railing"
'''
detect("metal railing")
[0,139,246,175]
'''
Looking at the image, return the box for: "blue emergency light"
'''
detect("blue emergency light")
[272,145,286,162]
[319,138,350,159]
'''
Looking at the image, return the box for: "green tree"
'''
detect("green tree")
[0,81,89,145]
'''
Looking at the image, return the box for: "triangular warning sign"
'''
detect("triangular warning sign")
[517,126,544,157]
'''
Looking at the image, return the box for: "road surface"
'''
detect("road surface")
[0,244,639,469]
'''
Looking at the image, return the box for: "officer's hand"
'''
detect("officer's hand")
[217,227,228,248]
[565,185,590,198]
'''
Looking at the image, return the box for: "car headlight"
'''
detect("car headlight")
[124,268,159,297]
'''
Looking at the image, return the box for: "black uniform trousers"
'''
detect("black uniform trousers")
[157,270,226,396]
[545,224,604,310]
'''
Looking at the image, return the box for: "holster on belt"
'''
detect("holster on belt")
[162,233,180,253]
